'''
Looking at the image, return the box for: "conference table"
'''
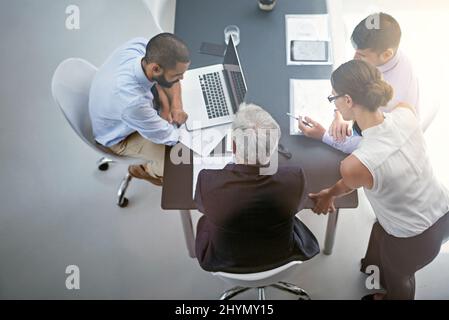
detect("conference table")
[161,0,358,258]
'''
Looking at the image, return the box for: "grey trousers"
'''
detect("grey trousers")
[361,211,449,300]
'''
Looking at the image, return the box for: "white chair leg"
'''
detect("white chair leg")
[97,156,114,171]
[271,281,311,300]
[258,287,266,300]
[219,286,251,300]
[117,173,132,207]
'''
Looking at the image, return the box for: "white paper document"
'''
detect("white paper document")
[192,154,233,199]
[178,123,231,157]
[289,79,334,135]
[285,14,333,66]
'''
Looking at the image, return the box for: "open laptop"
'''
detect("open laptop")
[182,37,248,131]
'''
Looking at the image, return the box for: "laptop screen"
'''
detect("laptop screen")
[222,37,247,111]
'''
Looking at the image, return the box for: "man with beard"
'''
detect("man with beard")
[89,33,190,186]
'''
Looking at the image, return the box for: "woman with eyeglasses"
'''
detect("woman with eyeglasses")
[299,59,449,300]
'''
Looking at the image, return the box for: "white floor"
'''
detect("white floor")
[0,0,448,299]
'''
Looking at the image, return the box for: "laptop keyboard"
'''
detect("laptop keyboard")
[230,71,246,104]
[199,72,230,119]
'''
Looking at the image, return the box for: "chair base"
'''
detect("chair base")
[97,156,114,171]
[219,281,310,300]
[117,173,132,207]
[97,157,133,208]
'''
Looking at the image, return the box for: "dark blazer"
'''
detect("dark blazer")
[194,163,320,273]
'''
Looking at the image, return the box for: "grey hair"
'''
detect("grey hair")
[232,103,281,165]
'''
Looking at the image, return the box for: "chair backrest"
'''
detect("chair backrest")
[212,260,302,288]
[142,0,165,32]
[51,58,99,149]
[142,0,177,33]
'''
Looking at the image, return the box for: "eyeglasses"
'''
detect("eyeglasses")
[327,94,345,103]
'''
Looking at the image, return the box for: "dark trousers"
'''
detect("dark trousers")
[361,212,449,300]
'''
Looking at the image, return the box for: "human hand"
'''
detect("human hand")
[329,111,352,142]
[170,108,188,125]
[309,188,336,215]
[298,116,326,140]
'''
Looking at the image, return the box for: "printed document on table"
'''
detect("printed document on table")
[289,79,334,135]
[178,123,231,157]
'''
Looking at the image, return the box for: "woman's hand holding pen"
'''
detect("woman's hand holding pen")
[297,116,326,141]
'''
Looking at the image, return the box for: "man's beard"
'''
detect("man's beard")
[153,74,179,88]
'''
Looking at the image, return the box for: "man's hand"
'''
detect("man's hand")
[170,108,188,125]
[329,111,352,142]
[298,116,326,140]
[309,188,336,215]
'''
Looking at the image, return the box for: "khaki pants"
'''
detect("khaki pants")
[108,132,165,178]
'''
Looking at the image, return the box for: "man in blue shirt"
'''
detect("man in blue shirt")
[89,33,190,186]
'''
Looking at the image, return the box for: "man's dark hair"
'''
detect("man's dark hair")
[351,12,401,54]
[144,33,190,69]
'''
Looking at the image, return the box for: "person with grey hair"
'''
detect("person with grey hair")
[231,103,280,168]
[194,103,319,273]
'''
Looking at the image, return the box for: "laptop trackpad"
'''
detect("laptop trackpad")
[185,90,209,130]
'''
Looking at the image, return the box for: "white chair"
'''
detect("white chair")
[213,260,311,300]
[142,0,176,33]
[51,58,142,207]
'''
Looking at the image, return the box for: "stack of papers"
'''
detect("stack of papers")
[178,123,231,157]
[178,123,234,199]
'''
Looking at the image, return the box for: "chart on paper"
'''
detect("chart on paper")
[289,79,335,135]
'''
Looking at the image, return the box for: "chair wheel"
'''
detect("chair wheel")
[98,163,109,171]
[298,293,311,300]
[118,197,129,208]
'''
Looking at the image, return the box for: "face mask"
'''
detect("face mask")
[153,73,179,88]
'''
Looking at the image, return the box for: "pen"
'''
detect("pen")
[286,113,313,128]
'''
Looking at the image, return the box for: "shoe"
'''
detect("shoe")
[128,165,163,186]
[361,293,384,300]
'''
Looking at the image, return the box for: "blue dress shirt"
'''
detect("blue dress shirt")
[89,37,179,147]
